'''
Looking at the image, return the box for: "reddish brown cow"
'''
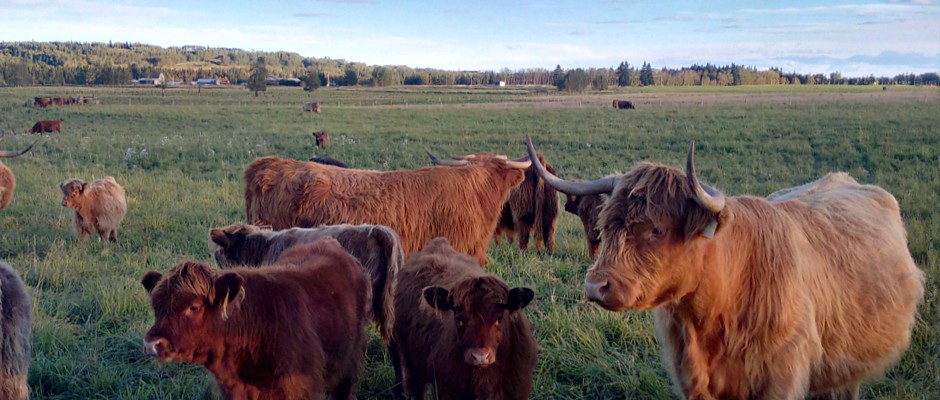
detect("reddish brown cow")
[209,223,403,343]
[142,238,370,400]
[391,237,537,400]
[493,152,559,253]
[563,190,608,260]
[313,130,330,149]
[59,176,127,242]
[0,261,32,400]
[526,135,924,399]
[30,120,61,134]
[0,143,34,210]
[243,152,530,265]
[33,97,52,108]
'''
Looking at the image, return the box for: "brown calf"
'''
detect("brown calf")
[31,120,61,134]
[391,237,537,400]
[0,143,34,210]
[142,238,370,400]
[313,130,330,149]
[209,223,403,343]
[527,135,924,399]
[59,176,127,242]
[563,191,607,260]
[612,99,635,109]
[0,261,32,400]
[493,152,559,254]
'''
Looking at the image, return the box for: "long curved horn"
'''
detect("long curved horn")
[426,149,469,166]
[0,141,36,158]
[525,135,615,195]
[504,158,532,169]
[686,140,726,213]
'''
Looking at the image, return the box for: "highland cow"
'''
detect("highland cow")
[0,261,32,400]
[0,143,34,210]
[59,176,127,242]
[493,152,559,254]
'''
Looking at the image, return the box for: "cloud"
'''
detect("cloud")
[293,12,331,18]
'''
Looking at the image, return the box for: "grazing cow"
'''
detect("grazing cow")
[612,100,635,109]
[209,223,403,343]
[33,97,52,108]
[142,238,370,400]
[525,135,925,399]
[0,261,32,400]
[563,190,608,260]
[309,156,348,168]
[59,176,127,242]
[243,151,530,265]
[493,152,559,254]
[0,143,34,210]
[52,97,66,106]
[391,237,537,400]
[30,120,61,134]
[313,130,330,149]
[303,102,321,113]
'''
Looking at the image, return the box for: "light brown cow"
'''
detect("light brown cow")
[243,152,530,265]
[59,176,127,242]
[0,261,32,400]
[526,135,924,399]
[312,130,330,149]
[209,223,403,343]
[1,143,34,210]
[493,152,559,254]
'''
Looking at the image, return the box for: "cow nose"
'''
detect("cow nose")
[468,348,492,366]
[584,274,610,303]
[144,337,168,356]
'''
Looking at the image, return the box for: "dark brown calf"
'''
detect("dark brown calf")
[31,120,61,134]
[494,152,559,254]
[142,238,370,400]
[612,99,635,109]
[0,261,32,400]
[563,191,608,259]
[391,237,537,400]
[313,130,330,149]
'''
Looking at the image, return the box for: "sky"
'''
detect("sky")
[1,0,937,77]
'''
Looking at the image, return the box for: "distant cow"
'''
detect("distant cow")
[142,238,371,400]
[313,130,330,149]
[0,143,34,210]
[244,151,530,265]
[33,97,52,108]
[563,190,608,260]
[31,120,61,134]
[493,152,559,254]
[209,223,403,343]
[612,100,635,109]
[309,155,348,168]
[0,261,32,400]
[526,135,925,399]
[59,176,127,242]
[391,237,537,400]
[303,102,321,113]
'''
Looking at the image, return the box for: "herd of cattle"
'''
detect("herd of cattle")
[28,96,100,108]
[0,128,926,399]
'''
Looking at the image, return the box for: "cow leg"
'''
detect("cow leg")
[389,340,410,400]
[515,221,531,251]
[108,229,118,242]
[0,372,29,400]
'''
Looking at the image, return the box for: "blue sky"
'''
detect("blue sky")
[1,0,937,77]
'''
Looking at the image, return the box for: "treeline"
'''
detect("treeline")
[1,41,937,89]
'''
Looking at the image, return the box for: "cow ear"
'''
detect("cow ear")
[506,287,535,312]
[209,227,230,248]
[423,286,452,312]
[213,272,246,320]
[141,271,163,293]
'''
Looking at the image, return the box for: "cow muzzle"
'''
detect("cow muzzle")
[464,348,495,367]
[143,337,169,357]
[584,271,635,311]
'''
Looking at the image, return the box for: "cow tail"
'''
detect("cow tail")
[371,226,403,344]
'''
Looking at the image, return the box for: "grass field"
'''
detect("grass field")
[0,84,937,399]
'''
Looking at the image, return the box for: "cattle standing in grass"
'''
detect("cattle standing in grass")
[59,176,127,242]
[526,135,924,399]
[493,152,559,254]
[391,237,537,400]
[209,223,402,343]
[308,156,348,168]
[313,130,330,149]
[0,143,34,210]
[33,97,51,108]
[142,238,370,400]
[563,190,608,260]
[0,261,32,400]
[30,120,60,134]
[304,102,321,113]
[243,152,530,265]
[612,100,635,109]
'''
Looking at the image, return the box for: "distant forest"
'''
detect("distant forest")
[1,41,937,90]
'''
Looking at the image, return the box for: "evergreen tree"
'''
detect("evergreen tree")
[551,64,565,88]
[639,62,654,86]
[248,57,268,96]
[617,61,632,87]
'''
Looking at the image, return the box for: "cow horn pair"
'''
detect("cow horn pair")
[0,141,36,158]
[427,149,532,169]
[524,135,726,213]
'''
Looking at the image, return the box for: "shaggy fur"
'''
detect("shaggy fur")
[391,238,537,400]
[0,261,32,400]
[60,176,127,242]
[209,223,402,343]
[313,131,330,149]
[493,152,559,254]
[243,154,526,265]
[583,159,925,398]
[0,144,33,210]
[142,238,371,400]
[30,120,60,134]
[563,191,608,260]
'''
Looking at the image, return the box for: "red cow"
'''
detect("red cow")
[142,238,371,400]
[0,143,34,210]
[391,237,538,399]
[31,120,61,134]
[526,135,924,399]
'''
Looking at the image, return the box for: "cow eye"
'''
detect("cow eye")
[648,227,665,241]
[185,304,202,315]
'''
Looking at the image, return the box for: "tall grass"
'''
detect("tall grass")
[0,85,936,399]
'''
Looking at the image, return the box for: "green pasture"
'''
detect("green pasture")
[0,85,937,399]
